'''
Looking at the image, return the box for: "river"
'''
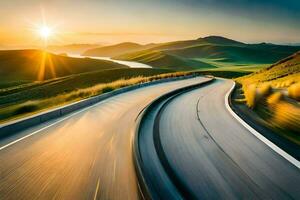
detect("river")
[68,54,152,68]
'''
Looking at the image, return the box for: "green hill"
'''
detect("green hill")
[114,49,216,70]
[82,42,156,57]
[150,36,245,51]
[166,44,295,63]
[0,49,128,86]
[0,67,175,122]
[198,36,246,46]
[83,35,245,59]
[0,68,172,106]
[114,36,300,71]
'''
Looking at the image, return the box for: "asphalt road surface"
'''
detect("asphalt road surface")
[153,79,300,199]
[0,77,208,200]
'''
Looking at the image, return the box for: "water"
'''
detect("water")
[68,54,152,68]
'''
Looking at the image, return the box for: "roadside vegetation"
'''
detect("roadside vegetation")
[0,70,196,123]
[2,37,300,127]
[235,51,300,144]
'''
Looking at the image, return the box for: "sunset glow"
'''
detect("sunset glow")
[39,26,52,39]
[0,0,299,47]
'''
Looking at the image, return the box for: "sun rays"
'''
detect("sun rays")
[26,8,61,81]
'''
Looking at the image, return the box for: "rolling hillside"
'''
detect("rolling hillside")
[0,68,176,122]
[197,36,245,46]
[0,68,173,106]
[166,44,294,63]
[150,36,245,51]
[113,36,300,71]
[82,42,156,57]
[115,49,216,70]
[0,49,128,86]
[237,51,300,85]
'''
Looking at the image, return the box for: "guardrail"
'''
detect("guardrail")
[0,74,200,138]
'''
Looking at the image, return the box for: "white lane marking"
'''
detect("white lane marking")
[225,81,300,169]
[93,178,100,200]
[0,100,106,151]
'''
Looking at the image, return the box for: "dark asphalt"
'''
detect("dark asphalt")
[0,77,207,200]
[138,79,300,199]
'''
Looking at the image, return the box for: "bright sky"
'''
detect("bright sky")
[0,0,299,47]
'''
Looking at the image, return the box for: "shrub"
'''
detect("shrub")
[242,84,257,108]
[13,102,39,114]
[288,82,300,101]
[1,71,194,122]
[102,86,115,93]
[257,84,272,97]
[267,92,283,105]
[272,102,300,133]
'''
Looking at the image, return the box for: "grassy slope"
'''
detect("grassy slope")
[82,42,156,57]
[237,51,300,85]
[0,68,172,106]
[0,49,128,85]
[166,44,296,63]
[236,51,300,144]
[114,36,300,72]
[115,49,216,70]
[0,68,174,122]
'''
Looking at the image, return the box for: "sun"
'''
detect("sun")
[39,26,52,39]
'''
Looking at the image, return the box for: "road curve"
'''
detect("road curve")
[138,79,300,199]
[0,76,208,200]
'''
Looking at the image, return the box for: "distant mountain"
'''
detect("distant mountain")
[0,49,127,82]
[82,42,156,57]
[149,35,245,51]
[199,36,246,46]
[47,44,101,54]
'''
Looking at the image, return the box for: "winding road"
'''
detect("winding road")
[1,77,299,200]
[0,77,208,200]
[137,79,300,199]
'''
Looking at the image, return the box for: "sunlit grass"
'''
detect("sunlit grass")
[267,92,283,105]
[242,84,257,108]
[288,82,300,101]
[236,83,300,143]
[0,71,193,123]
[271,102,300,135]
[235,51,300,144]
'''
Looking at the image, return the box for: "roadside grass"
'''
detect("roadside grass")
[0,68,172,105]
[234,52,300,144]
[288,82,300,100]
[234,83,300,144]
[0,70,195,123]
[195,70,250,79]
